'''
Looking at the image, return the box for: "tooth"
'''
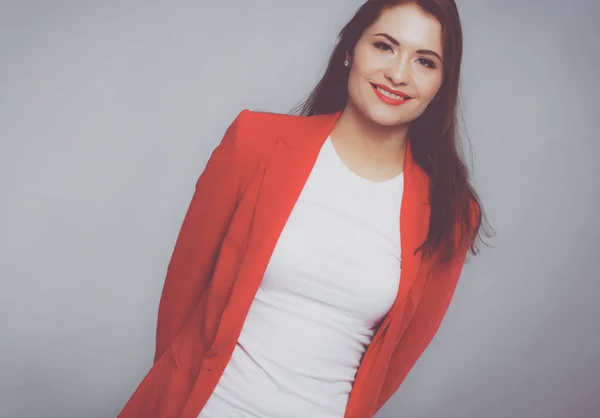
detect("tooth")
[378,87,403,99]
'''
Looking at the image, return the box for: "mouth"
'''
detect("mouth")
[370,83,412,101]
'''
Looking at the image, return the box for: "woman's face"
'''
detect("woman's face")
[346,3,444,127]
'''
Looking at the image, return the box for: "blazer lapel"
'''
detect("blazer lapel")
[383,142,431,333]
[245,112,342,256]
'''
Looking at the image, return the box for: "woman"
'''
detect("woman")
[119,0,490,417]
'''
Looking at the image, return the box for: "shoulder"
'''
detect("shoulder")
[225,107,340,161]
[222,108,311,179]
[227,108,313,155]
[232,108,312,137]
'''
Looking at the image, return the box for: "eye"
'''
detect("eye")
[417,58,436,69]
[374,41,393,52]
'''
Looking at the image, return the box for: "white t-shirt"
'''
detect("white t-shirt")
[198,135,403,418]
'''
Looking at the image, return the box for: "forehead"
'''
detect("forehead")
[365,3,443,55]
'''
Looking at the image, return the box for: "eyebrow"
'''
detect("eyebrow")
[373,32,443,62]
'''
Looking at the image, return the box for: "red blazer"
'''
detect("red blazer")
[118,109,471,418]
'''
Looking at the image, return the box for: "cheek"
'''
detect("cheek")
[347,67,369,98]
[415,72,443,99]
[349,46,381,84]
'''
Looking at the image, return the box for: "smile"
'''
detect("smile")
[371,83,412,106]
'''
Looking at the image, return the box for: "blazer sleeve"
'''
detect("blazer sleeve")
[154,109,249,363]
[375,202,479,412]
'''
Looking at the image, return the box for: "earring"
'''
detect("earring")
[344,59,349,67]
[433,95,440,102]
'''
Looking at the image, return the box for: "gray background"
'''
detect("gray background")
[1,0,599,417]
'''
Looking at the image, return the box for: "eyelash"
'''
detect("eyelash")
[373,41,437,69]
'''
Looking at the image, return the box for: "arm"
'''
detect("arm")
[375,200,479,411]
[154,109,248,363]
[375,244,468,412]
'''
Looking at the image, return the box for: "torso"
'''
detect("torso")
[198,135,404,418]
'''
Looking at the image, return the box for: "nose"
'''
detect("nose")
[385,57,412,86]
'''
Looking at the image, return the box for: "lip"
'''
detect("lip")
[371,83,412,106]
[370,83,412,98]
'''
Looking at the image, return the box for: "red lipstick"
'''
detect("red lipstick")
[371,83,412,106]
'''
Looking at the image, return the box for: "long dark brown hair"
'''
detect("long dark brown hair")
[291,0,493,263]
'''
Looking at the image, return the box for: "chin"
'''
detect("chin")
[362,106,410,127]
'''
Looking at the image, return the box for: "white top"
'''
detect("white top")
[198,135,403,418]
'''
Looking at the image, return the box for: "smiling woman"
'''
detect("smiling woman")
[118,1,492,418]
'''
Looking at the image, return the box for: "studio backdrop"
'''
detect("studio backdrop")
[1,1,599,417]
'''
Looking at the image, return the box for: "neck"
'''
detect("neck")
[330,103,409,171]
